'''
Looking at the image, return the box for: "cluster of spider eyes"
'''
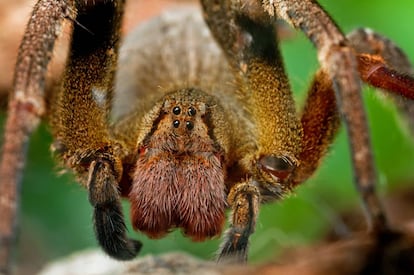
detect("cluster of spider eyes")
[172,106,197,130]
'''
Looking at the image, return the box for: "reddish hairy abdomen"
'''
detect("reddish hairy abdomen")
[129,150,226,241]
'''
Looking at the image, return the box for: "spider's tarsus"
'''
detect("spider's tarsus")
[217,229,249,264]
[93,203,142,260]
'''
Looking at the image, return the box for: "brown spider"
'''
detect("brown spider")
[1,0,414,273]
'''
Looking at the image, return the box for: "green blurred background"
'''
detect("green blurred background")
[1,0,414,273]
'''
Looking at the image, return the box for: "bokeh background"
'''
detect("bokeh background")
[1,0,414,274]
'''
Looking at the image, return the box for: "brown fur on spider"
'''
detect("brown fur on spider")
[1,1,414,274]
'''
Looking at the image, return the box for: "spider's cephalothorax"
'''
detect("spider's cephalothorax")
[1,0,414,272]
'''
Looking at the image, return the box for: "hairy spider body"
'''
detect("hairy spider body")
[112,9,298,242]
[1,0,414,273]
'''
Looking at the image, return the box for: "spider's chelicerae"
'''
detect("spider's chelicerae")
[1,0,414,273]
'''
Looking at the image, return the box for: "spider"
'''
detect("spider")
[1,0,414,273]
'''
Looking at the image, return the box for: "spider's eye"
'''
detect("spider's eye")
[186,121,194,130]
[258,155,295,181]
[173,120,180,128]
[188,107,197,116]
[172,106,181,115]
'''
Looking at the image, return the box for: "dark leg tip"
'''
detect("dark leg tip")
[217,229,249,264]
[102,238,142,261]
[93,203,142,260]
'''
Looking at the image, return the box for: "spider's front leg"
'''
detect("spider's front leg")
[262,0,388,231]
[202,1,302,262]
[49,0,141,259]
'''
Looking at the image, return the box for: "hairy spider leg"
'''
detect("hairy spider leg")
[262,0,386,232]
[49,0,141,260]
[202,0,414,262]
[202,0,302,262]
[348,29,414,137]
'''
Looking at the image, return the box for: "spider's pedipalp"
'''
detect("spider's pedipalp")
[88,159,141,260]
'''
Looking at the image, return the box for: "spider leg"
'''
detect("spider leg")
[291,70,340,186]
[46,0,142,260]
[218,182,260,263]
[202,0,301,261]
[348,29,414,135]
[262,0,387,232]
[291,57,414,185]
[201,1,302,184]
[0,1,71,272]
[88,157,141,259]
[357,54,414,100]
[291,27,414,213]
